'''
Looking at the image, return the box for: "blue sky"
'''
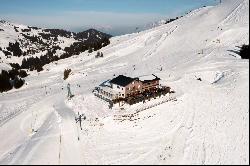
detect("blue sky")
[0,0,218,35]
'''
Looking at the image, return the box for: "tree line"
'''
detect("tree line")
[9,36,110,72]
[0,69,27,93]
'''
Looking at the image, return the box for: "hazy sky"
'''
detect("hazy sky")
[0,0,218,35]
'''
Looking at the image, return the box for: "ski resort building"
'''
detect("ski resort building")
[139,74,161,92]
[93,75,161,101]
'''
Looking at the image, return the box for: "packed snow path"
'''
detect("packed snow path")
[0,0,249,164]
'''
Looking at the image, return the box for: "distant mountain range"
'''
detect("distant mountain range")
[82,16,184,36]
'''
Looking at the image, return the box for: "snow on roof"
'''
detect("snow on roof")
[107,74,160,87]
[100,79,112,87]
[138,74,160,82]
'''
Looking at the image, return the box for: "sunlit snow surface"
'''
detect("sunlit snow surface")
[0,0,249,164]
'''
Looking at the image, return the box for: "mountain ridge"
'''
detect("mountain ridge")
[0,20,112,71]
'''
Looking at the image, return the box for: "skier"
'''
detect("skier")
[67,83,73,98]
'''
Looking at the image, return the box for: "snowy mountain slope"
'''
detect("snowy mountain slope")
[0,0,249,165]
[0,21,111,68]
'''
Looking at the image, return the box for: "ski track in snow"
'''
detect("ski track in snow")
[0,0,249,164]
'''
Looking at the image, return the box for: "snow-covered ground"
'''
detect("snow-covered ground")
[0,0,249,164]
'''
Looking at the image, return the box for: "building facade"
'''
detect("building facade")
[93,75,160,101]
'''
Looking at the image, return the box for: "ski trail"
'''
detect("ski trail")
[219,0,246,26]
[0,94,85,165]
[143,26,178,61]
[0,112,58,165]
[53,98,84,165]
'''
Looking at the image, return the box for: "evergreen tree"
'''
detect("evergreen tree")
[13,76,25,89]
[0,70,13,92]
[240,44,249,59]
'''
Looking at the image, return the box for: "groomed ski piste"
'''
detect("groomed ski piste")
[0,0,249,164]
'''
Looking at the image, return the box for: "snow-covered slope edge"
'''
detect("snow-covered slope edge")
[0,0,249,165]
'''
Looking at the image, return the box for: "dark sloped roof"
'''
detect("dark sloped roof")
[141,74,161,83]
[142,77,160,83]
[110,75,136,87]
